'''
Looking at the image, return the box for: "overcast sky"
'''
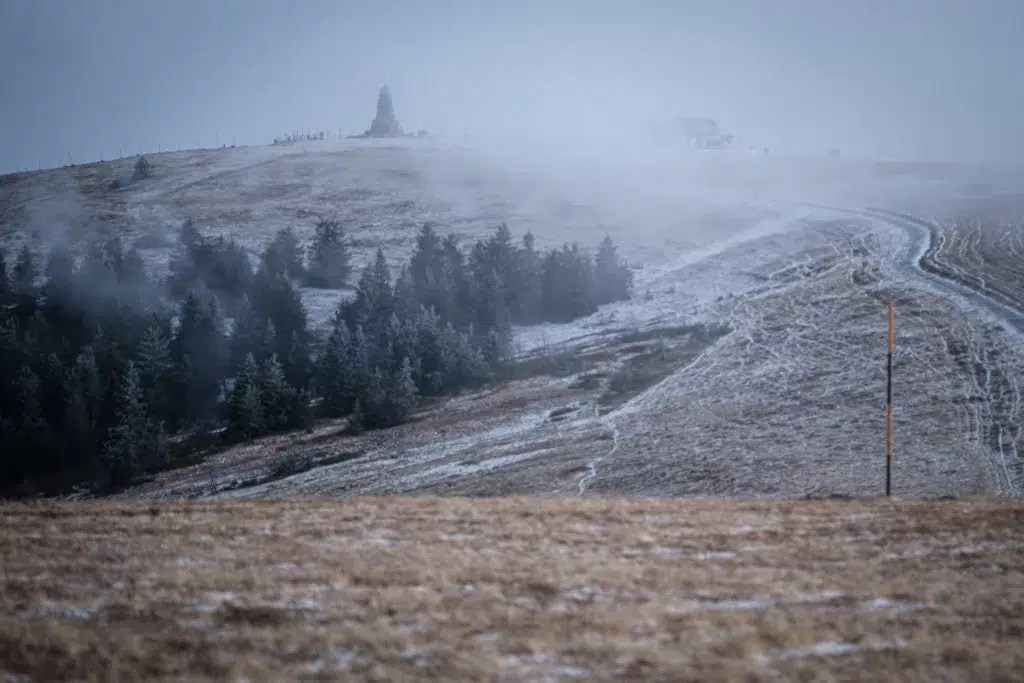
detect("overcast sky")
[2,0,1022,172]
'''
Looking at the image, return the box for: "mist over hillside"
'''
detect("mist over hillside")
[3,134,1021,499]
[4,4,1024,681]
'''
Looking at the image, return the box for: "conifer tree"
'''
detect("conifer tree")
[386,356,418,425]
[362,367,387,428]
[413,306,446,395]
[253,270,308,372]
[351,249,394,334]
[229,294,269,370]
[167,219,201,298]
[392,266,419,317]
[594,235,632,304]
[261,227,305,280]
[258,354,292,431]
[515,231,542,323]
[62,366,95,470]
[409,223,445,312]
[100,362,146,488]
[15,366,47,472]
[305,219,351,288]
[136,322,172,421]
[348,397,365,434]
[75,344,103,412]
[345,324,371,408]
[227,353,264,437]
[440,234,473,328]
[317,307,351,416]
[171,289,227,426]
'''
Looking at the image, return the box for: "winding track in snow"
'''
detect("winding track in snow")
[824,204,1024,335]
[803,203,1024,494]
[574,202,1024,497]
[577,420,619,496]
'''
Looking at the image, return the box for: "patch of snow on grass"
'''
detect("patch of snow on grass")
[502,653,590,680]
[863,597,926,614]
[305,647,358,674]
[37,602,95,620]
[761,638,905,662]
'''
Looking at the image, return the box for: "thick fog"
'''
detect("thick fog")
[2,0,1023,173]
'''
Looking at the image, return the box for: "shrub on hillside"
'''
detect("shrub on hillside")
[133,156,152,182]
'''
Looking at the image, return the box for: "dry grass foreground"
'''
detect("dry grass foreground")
[1,498,1022,682]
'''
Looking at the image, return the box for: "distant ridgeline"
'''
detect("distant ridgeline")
[0,221,632,495]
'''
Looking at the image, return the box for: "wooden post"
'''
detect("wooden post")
[886,302,894,496]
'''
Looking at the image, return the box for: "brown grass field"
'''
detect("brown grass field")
[1,498,1022,682]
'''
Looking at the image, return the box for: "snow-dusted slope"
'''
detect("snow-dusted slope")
[4,140,1023,497]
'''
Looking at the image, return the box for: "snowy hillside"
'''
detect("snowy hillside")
[3,140,1023,497]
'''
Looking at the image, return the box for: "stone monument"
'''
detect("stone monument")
[361,85,404,137]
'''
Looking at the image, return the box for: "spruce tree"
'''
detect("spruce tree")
[285,331,310,390]
[471,263,511,348]
[62,366,95,471]
[136,322,172,421]
[74,345,104,436]
[305,219,351,288]
[345,325,372,411]
[594,235,632,304]
[253,270,308,369]
[171,289,227,426]
[227,353,264,438]
[409,222,445,312]
[347,397,365,434]
[566,243,597,318]
[261,227,305,280]
[350,249,395,342]
[362,367,387,428]
[440,234,474,328]
[258,354,292,431]
[413,306,446,395]
[229,294,269,370]
[392,266,418,317]
[387,356,418,425]
[15,366,48,477]
[515,231,542,323]
[168,219,201,298]
[317,307,351,416]
[101,362,146,489]
[287,388,313,432]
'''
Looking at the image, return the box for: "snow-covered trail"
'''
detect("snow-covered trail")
[576,420,618,496]
[850,206,1023,494]
[859,207,1024,336]
[556,193,1024,497]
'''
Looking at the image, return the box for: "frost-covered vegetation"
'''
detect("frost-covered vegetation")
[0,218,631,495]
[2,498,1021,681]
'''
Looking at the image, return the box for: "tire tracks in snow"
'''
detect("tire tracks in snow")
[815,203,1023,494]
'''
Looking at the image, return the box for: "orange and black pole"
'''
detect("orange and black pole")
[886,302,894,497]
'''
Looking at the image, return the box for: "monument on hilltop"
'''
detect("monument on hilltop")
[358,85,404,137]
